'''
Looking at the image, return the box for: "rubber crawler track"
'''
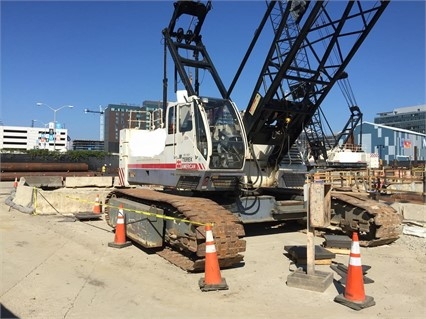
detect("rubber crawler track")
[104,188,246,272]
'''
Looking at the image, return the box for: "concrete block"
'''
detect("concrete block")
[22,176,63,188]
[286,269,333,292]
[0,181,14,195]
[65,176,113,188]
[14,184,34,207]
[387,182,423,193]
[34,188,112,215]
[391,202,426,222]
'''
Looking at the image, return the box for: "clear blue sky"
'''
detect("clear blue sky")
[1,0,425,141]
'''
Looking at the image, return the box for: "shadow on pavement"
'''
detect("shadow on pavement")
[1,303,19,319]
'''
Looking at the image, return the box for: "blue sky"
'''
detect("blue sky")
[1,0,425,141]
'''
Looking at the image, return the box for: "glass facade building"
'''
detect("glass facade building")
[72,140,104,151]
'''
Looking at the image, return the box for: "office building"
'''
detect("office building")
[374,104,426,134]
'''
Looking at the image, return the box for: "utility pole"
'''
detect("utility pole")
[84,105,104,141]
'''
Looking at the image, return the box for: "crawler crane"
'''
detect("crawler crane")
[105,0,402,271]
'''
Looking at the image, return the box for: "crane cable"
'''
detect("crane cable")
[316,1,379,109]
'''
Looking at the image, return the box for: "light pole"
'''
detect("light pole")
[36,102,74,150]
[31,119,48,128]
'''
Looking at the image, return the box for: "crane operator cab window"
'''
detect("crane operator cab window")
[179,103,193,132]
[204,98,245,169]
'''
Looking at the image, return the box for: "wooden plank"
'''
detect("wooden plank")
[296,258,333,265]
[323,247,350,255]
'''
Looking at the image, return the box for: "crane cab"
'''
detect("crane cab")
[120,93,247,192]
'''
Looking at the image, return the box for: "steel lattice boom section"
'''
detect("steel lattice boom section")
[241,0,389,166]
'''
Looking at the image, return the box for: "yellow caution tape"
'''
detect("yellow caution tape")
[65,195,210,227]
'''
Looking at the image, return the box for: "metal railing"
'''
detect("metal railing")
[127,109,164,130]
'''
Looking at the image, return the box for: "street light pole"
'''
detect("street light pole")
[36,102,74,151]
[31,119,48,128]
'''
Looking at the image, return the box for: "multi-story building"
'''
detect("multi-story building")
[142,100,164,128]
[103,101,164,153]
[374,104,426,134]
[0,101,164,154]
[354,121,426,164]
[104,104,142,153]
[72,140,104,151]
[0,124,70,152]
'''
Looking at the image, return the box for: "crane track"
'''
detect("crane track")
[331,191,403,247]
[104,188,246,272]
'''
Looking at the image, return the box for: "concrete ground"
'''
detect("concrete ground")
[1,184,425,319]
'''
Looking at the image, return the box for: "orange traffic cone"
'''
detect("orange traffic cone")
[334,232,375,310]
[198,224,228,291]
[108,204,132,249]
[93,194,102,214]
[13,177,18,189]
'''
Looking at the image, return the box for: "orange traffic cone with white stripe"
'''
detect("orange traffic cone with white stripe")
[93,194,102,214]
[334,232,375,310]
[13,177,18,189]
[108,204,132,249]
[198,224,229,291]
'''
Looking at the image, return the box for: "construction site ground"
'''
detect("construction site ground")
[1,182,425,319]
